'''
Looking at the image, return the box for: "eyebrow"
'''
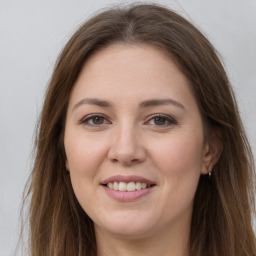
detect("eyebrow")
[72,98,112,112]
[139,98,185,110]
[72,97,185,112]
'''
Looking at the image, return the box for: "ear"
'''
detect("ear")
[201,130,223,175]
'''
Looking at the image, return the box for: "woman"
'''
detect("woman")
[23,3,256,256]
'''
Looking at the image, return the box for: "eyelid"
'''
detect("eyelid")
[79,113,176,127]
[79,113,111,125]
[145,113,177,126]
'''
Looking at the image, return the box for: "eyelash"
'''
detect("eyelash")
[79,114,177,127]
[145,114,177,127]
[80,114,111,126]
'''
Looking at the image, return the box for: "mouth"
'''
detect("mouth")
[102,181,156,192]
[101,175,156,195]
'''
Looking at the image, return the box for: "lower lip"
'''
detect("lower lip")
[102,186,155,202]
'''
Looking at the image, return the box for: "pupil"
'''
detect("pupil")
[155,117,165,125]
[93,116,103,124]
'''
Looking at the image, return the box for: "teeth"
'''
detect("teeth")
[113,182,119,190]
[141,182,147,189]
[119,182,127,191]
[107,182,113,189]
[106,181,150,192]
[135,182,141,190]
[127,182,135,191]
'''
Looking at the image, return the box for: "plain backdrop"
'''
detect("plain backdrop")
[0,0,255,255]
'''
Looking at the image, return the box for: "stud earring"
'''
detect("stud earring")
[208,167,212,179]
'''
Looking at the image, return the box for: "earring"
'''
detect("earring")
[208,167,212,179]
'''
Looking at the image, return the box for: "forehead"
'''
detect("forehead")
[81,43,182,82]
[68,43,196,110]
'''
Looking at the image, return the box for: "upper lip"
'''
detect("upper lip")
[101,175,156,185]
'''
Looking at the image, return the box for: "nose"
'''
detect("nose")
[108,124,146,165]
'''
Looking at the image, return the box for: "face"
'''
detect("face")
[64,44,211,240]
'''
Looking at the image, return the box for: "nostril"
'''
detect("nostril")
[107,136,147,165]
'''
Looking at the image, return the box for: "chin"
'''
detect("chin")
[94,212,156,239]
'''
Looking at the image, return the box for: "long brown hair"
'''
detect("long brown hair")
[23,3,256,256]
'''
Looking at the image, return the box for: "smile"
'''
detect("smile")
[101,175,156,201]
[105,181,154,192]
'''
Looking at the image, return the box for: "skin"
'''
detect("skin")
[64,44,217,256]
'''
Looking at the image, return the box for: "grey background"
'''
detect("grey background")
[0,0,255,255]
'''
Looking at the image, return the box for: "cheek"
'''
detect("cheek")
[64,133,109,211]
[149,132,203,208]
[64,132,109,201]
[65,132,108,176]
[151,130,204,175]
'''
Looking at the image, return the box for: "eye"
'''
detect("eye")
[146,114,177,126]
[80,114,110,126]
